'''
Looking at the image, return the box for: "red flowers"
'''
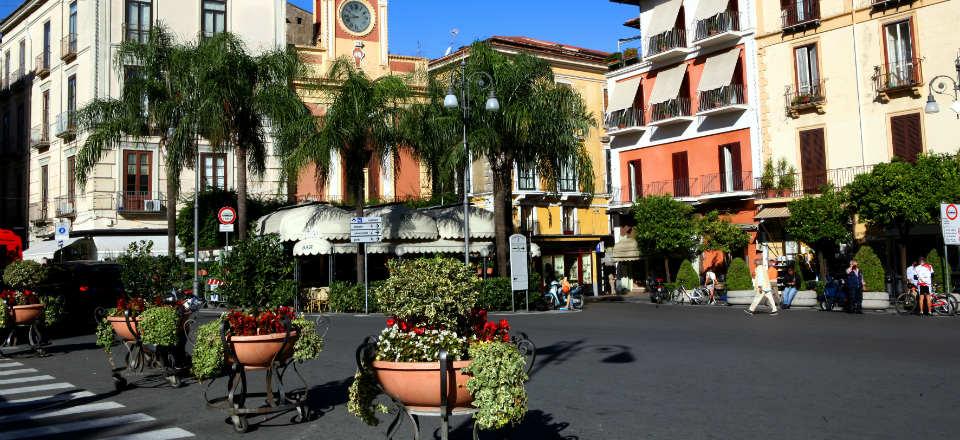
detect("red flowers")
[470,308,511,342]
[386,317,396,327]
[113,297,147,317]
[227,307,295,336]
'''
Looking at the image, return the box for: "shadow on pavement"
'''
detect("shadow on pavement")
[531,340,635,377]
[304,376,351,417]
[449,410,578,440]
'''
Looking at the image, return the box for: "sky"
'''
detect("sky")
[0,0,640,58]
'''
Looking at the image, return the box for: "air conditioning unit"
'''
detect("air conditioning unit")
[144,199,162,212]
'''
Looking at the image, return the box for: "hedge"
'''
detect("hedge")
[674,260,699,289]
[726,258,753,290]
[853,246,885,292]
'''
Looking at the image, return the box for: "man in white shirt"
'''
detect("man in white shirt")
[704,269,718,304]
[905,260,918,291]
[746,259,778,316]
[915,257,934,315]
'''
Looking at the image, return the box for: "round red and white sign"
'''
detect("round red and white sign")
[218,206,237,225]
[947,204,959,221]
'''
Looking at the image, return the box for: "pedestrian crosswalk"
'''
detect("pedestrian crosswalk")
[0,360,194,440]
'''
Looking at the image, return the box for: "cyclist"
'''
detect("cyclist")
[704,268,718,304]
[915,257,934,316]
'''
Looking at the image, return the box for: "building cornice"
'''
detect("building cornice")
[0,0,44,34]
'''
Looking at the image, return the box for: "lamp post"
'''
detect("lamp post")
[444,59,500,265]
[924,52,960,118]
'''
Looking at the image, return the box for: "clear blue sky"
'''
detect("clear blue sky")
[0,0,640,58]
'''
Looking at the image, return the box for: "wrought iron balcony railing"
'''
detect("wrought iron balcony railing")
[605,107,644,132]
[700,171,753,195]
[28,202,48,223]
[61,34,78,62]
[35,53,50,77]
[698,84,746,113]
[873,58,922,94]
[123,23,151,43]
[754,165,874,198]
[55,112,77,139]
[117,191,166,214]
[30,124,50,148]
[871,0,914,10]
[54,195,76,217]
[646,28,687,58]
[694,10,741,42]
[781,0,820,31]
[649,97,692,122]
[784,81,826,115]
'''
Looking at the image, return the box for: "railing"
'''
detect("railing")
[694,10,741,41]
[34,53,50,76]
[55,112,76,139]
[646,28,686,57]
[61,34,78,61]
[643,178,699,198]
[753,165,874,198]
[54,195,76,217]
[785,81,826,112]
[649,97,691,122]
[30,124,50,148]
[700,171,753,195]
[698,84,745,112]
[871,0,913,9]
[28,202,48,223]
[873,58,922,93]
[117,191,165,213]
[123,23,151,43]
[518,219,541,236]
[781,0,820,31]
[605,107,644,132]
[558,177,578,193]
[517,169,537,191]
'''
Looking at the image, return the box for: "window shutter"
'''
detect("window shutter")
[891,113,922,163]
[717,145,726,192]
[633,160,643,199]
[730,143,743,190]
[672,151,689,196]
[799,128,826,193]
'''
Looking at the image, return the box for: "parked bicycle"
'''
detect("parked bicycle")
[671,283,711,305]
[894,285,958,316]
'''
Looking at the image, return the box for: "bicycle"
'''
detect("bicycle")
[671,284,711,305]
[894,286,958,316]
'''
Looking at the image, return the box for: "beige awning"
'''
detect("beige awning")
[395,239,494,257]
[609,237,641,262]
[695,0,732,20]
[255,204,353,242]
[421,205,494,240]
[293,238,333,256]
[697,48,742,92]
[608,77,642,112]
[647,63,688,105]
[646,0,683,37]
[331,242,397,254]
[366,205,439,240]
[755,206,791,220]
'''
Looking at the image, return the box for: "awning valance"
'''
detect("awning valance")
[696,48,742,92]
[331,242,397,254]
[609,237,641,262]
[395,240,494,257]
[93,236,181,259]
[22,238,81,262]
[647,63,688,105]
[366,205,439,240]
[755,206,791,220]
[607,77,642,113]
[421,205,494,240]
[695,0,732,20]
[293,238,333,256]
[281,204,353,242]
[646,0,683,37]
[530,242,541,258]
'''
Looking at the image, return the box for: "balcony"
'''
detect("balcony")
[517,218,541,236]
[694,11,742,47]
[28,202,49,224]
[61,34,78,62]
[648,97,693,127]
[54,195,76,218]
[7,69,25,89]
[605,107,645,136]
[781,1,820,33]
[645,28,690,63]
[873,58,922,100]
[644,178,699,199]
[784,81,826,117]
[871,0,914,10]
[699,171,753,196]
[123,23,151,43]
[117,191,166,215]
[55,112,77,140]
[30,124,50,149]
[697,84,747,116]
[753,165,873,199]
[34,53,50,78]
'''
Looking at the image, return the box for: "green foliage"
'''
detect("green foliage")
[0,301,6,328]
[632,196,699,261]
[192,317,225,380]
[698,211,750,256]
[787,185,851,252]
[926,249,949,288]
[292,316,324,363]
[347,367,389,426]
[726,258,753,291]
[327,281,380,313]
[793,260,808,291]
[116,241,186,298]
[846,160,931,238]
[41,295,65,328]
[476,278,513,311]
[760,159,776,190]
[464,341,529,430]
[674,260,699,289]
[375,257,479,329]
[176,190,287,250]
[139,306,179,346]
[215,234,294,309]
[96,316,115,353]
[3,260,47,291]
[776,158,797,190]
[375,326,468,362]
[854,246,885,292]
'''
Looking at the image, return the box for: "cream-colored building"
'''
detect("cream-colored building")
[3,0,288,260]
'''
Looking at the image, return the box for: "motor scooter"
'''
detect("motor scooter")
[544,280,584,310]
[647,276,668,304]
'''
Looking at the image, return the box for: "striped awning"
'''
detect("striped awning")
[697,48,742,92]
[609,237,641,262]
[648,63,688,105]
[646,0,683,37]
[755,206,791,220]
[608,77,642,113]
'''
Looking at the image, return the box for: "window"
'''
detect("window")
[42,21,50,65]
[202,0,227,37]
[799,128,826,193]
[67,75,77,127]
[718,143,743,192]
[201,153,227,190]
[559,161,577,192]
[66,155,76,202]
[891,113,922,163]
[17,40,25,75]
[562,207,576,235]
[68,1,77,37]
[41,90,50,138]
[126,0,152,43]
[628,160,642,202]
[123,150,152,210]
[794,44,820,96]
[41,165,49,218]
[671,151,689,197]
[883,19,917,88]
[517,164,536,191]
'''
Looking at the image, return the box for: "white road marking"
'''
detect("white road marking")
[0,369,38,376]
[99,427,196,440]
[0,382,74,396]
[0,413,156,439]
[0,375,55,385]
[0,391,95,409]
[0,401,125,423]
[0,362,23,368]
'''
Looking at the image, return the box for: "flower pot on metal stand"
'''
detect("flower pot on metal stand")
[1,301,47,357]
[96,307,195,390]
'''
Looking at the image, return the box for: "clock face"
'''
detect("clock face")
[340,0,373,35]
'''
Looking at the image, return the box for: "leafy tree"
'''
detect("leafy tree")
[698,211,750,266]
[176,189,286,250]
[215,234,294,309]
[398,74,460,198]
[786,185,851,280]
[447,41,596,276]
[853,246,885,292]
[632,195,698,281]
[926,248,950,289]
[115,241,187,298]
[726,257,753,291]
[793,259,808,290]
[674,260,700,289]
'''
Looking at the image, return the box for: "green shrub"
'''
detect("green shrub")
[192,317,225,380]
[375,257,479,328]
[292,316,324,362]
[3,260,47,291]
[41,295,65,328]
[116,241,185,298]
[96,315,115,353]
[327,281,380,313]
[177,190,287,250]
[854,246,885,292]
[926,249,950,288]
[464,341,529,430]
[476,278,512,311]
[139,306,179,346]
[675,260,699,289]
[216,234,294,309]
[726,258,753,290]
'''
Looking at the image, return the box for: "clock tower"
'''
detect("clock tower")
[311,0,390,76]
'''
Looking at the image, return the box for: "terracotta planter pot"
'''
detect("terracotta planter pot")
[764,189,778,198]
[11,304,44,325]
[780,188,793,197]
[373,359,474,409]
[229,332,298,368]
[108,315,141,341]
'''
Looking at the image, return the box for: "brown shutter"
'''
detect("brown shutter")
[633,160,643,198]
[799,128,826,194]
[672,151,689,196]
[730,143,743,191]
[891,113,922,163]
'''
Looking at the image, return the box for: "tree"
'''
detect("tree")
[698,211,750,267]
[786,185,851,280]
[176,190,286,250]
[398,74,460,199]
[674,259,700,289]
[450,42,596,275]
[284,57,412,284]
[632,195,699,281]
[726,258,753,291]
[75,25,198,257]
[926,248,950,289]
[854,246,885,293]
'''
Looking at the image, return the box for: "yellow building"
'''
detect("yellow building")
[430,36,612,294]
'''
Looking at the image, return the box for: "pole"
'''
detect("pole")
[364,246,369,314]
[193,131,200,299]
[462,61,470,266]
[945,243,951,295]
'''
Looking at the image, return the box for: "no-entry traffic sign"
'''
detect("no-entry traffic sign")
[941,204,960,245]
[218,206,237,225]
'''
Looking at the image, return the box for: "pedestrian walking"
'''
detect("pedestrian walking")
[704,268,718,304]
[915,257,934,316]
[767,259,780,303]
[781,266,799,309]
[746,259,779,316]
[845,260,865,314]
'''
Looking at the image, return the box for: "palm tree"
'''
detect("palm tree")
[75,25,197,257]
[450,41,596,275]
[398,73,461,199]
[284,57,413,284]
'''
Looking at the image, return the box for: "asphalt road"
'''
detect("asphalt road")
[1,302,959,440]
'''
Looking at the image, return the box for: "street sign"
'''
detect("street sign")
[351,216,382,224]
[351,235,382,244]
[351,216,383,243]
[349,223,381,230]
[218,206,237,225]
[54,221,70,245]
[509,234,529,291]
[942,203,960,245]
[349,230,382,238]
[219,223,235,232]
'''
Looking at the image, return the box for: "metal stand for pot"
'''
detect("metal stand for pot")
[96,308,195,390]
[204,315,329,433]
[0,320,45,357]
[356,333,537,440]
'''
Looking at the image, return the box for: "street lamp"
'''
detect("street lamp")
[444,60,499,265]
[924,52,960,118]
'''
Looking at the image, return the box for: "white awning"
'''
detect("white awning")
[421,205,494,240]
[395,239,494,257]
[281,204,353,242]
[366,205,439,240]
[695,0,732,20]
[646,0,683,37]
[530,242,541,258]
[93,236,181,260]
[647,63,688,105]
[607,77,642,113]
[293,238,333,256]
[22,238,81,262]
[696,48,742,92]
[331,242,397,254]
[609,237,641,262]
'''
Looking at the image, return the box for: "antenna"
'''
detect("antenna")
[417,40,422,58]
[444,28,460,57]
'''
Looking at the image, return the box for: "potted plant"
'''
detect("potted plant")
[776,159,797,197]
[760,159,777,198]
[348,257,530,431]
[2,260,48,326]
[105,297,148,342]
